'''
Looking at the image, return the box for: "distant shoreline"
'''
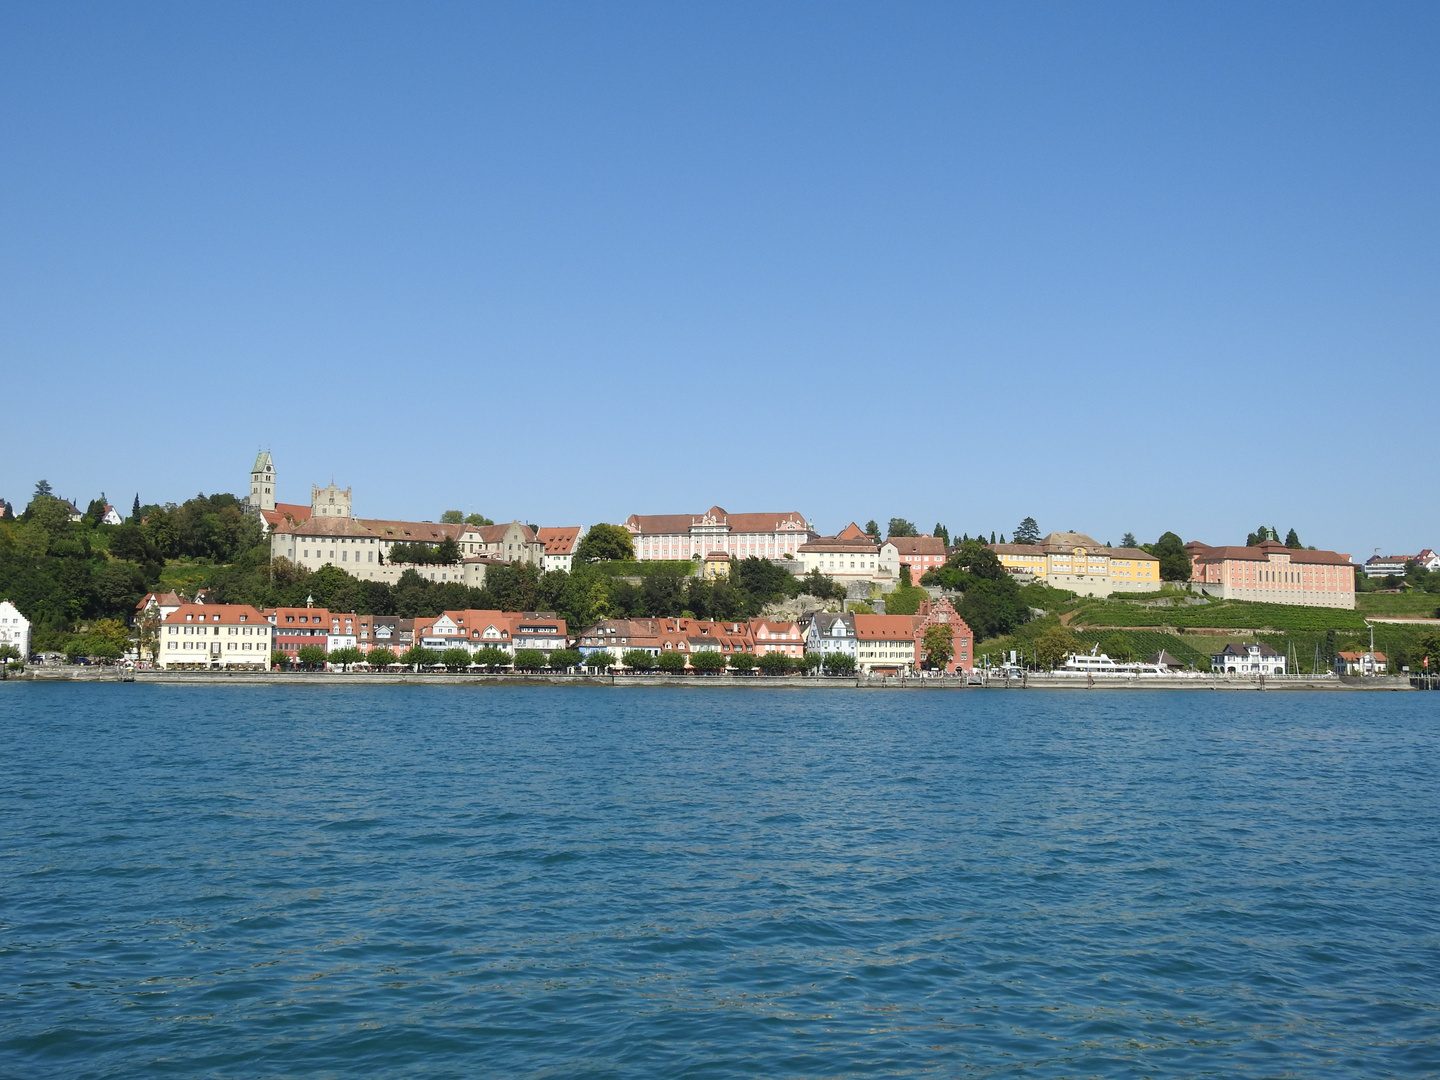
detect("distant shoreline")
[3,670,1423,691]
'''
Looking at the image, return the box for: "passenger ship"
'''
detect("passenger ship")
[1059,647,1167,676]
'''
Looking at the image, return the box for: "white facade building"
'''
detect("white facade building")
[1211,642,1287,676]
[539,526,586,572]
[798,524,892,583]
[0,600,31,659]
[803,612,858,659]
[157,604,272,670]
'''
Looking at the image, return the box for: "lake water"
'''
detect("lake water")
[1,684,1436,1078]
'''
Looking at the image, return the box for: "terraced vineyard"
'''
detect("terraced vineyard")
[1070,598,1368,632]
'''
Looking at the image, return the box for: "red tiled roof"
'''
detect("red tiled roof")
[886,535,947,556]
[799,536,878,554]
[271,516,375,537]
[1186,540,1352,566]
[161,603,266,625]
[625,507,809,535]
[854,614,919,640]
[261,503,312,528]
[537,526,582,555]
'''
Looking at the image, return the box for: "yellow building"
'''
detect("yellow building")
[989,533,1160,596]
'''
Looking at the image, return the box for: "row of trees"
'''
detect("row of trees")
[275,645,876,676]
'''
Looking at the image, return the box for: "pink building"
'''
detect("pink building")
[750,619,805,657]
[885,535,949,582]
[1185,540,1355,609]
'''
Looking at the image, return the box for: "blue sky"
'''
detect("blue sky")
[2,2,1436,557]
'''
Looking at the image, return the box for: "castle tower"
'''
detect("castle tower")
[311,482,352,519]
[250,450,276,513]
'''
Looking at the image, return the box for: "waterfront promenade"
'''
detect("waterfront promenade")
[6,668,1423,691]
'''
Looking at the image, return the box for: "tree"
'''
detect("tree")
[511,648,545,670]
[33,480,53,500]
[729,651,759,673]
[657,650,688,672]
[1013,517,1041,545]
[85,497,107,523]
[1100,631,1136,661]
[758,651,791,675]
[1120,532,1137,548]
[400,645,439,670]
[583,651,612,671]
[1284,528,1302,549]
[440,510,464,524]
[864,521,881,540]
[1246,526,1278,546]
[0,643,22,670]
[887,518,918,538]
[367,647,398,668]
[899,564,912,587]
[822,652,856,676]
[435,537,461,563]
[271,650,291,669]
[473,646,510,670]
[800,569,844,601]
[1414,630,1440,672]
[1147,532,1192,581]
[466,513,494,526]
[331,646,365,671]
[549,648,581,670]
[131,494,141,520]
[621,648,655,672]
[1034,625,1076,670]
[933,524,950,546]
[796,652,824,675]
[575,523,634,562]
[922,624,953,669]
[690,649,727,673]
[440,647,474,671]
[297,644,328,669]
[642,569,687,617]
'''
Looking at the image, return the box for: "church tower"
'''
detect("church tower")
[250,451,276,513]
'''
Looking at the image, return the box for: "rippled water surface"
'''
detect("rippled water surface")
[1,684,1437,1078]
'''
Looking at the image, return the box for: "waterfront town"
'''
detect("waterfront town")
[2,451,1437,679]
